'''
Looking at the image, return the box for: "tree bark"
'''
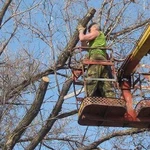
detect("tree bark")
[0,0,12,28]
[3,77,49,150]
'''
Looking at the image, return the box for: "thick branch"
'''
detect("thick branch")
[0,0,12,28]
[79,128,149,150]
[3,77,49,150]
[56,8,96,66]
[26,78,73,150]
[5,8,96,102]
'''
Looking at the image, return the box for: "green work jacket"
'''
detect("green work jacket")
[89,31,107,58]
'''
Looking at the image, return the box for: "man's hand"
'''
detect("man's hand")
[77,24,85,32]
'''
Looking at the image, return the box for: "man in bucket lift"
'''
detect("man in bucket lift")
[77,22,115,98]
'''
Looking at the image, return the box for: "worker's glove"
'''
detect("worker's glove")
[77,24,85,32]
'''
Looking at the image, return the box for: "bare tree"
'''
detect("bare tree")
[0,0,150,150]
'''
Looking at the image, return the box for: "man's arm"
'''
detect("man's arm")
[79,30,99,41]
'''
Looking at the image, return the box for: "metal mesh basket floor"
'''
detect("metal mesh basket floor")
[78,97,150,128]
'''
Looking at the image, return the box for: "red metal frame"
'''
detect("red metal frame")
[120,80,137,121]
[118,25,150,122]
[82,59,114,66]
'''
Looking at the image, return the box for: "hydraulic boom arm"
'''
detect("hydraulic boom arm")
[118,25,150,78]
[118,24,150,121]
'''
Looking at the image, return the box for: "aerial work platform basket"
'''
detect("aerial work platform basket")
[70,25,150,128]
[78,97,150,128]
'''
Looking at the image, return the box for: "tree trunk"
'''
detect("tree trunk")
[26,78,73,150]
[3,77,49,150]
